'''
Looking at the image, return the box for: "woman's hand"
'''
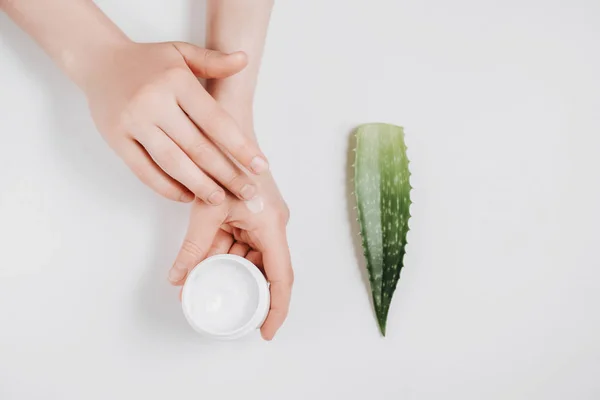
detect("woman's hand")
[81,41,269,204]
[168,176,293,341]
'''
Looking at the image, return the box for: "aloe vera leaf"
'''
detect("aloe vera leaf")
[354,123,411,336]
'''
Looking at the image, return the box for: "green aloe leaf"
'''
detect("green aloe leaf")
[354,123,412,336]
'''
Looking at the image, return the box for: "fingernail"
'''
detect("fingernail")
[207,190,225,205]
[239,184,256,200]
[250,157,269,174]
[169,262,188,283]
[180,192,195,202]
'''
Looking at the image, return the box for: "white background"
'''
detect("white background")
[1,0,599,399]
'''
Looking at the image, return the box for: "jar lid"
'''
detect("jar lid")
[181,254,270,340]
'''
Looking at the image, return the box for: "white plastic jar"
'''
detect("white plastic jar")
[181,254,270,340]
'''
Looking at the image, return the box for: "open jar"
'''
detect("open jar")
[181,254,270,340]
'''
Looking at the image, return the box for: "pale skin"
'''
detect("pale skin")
[2,0,293,340]
[1,0,268,205]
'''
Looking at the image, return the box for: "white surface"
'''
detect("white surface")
[182,255,267,338]
[1,0,600,398]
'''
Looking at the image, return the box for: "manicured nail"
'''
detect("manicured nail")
[180,192,195,202]
[250,156,269,174]
[169,263,188,283]
[239,184,256,200]
[207,190,225,205]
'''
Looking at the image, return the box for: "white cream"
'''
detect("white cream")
[244,195,265,214]
[182,255,270,339]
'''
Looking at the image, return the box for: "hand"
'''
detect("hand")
[168,176,293,340]
[81,41,269,204]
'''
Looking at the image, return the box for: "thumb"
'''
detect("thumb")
[172,42,248,79]
[168,200,224,285]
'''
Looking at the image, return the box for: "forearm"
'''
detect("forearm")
[205,0,274,109]
[1,0,130,89]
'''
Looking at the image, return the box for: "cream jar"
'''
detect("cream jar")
[181,254,270,340]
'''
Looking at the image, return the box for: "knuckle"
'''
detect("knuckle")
[234,137,253,156]
[104,134,125,151]
[271,307,289,321]
[189,140,214,161]
[119,88,163,130]
[269,206,290,226]
[201,50,214,73]
[180,239,206,259]
[164,66,189,83]
[117,106,137,132]
[158,147,181,169]
[285,270,295,287]
[229,142,250,161]
[133,84,163,107]
[224,172,245,190]
[270,266,294,289]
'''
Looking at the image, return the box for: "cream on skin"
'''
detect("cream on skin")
[245,195,265,214]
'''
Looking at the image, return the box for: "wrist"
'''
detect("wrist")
[208,81,255,137]
[207,78,255,105]
[64,37,133,92]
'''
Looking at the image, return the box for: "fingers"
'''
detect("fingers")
[229,242,250,257]
[206,229,235,257]
[116,139,194,202]
[172,42,248,79]
[158,108,258,201]
[176,77,269,175]
[137,126,225,205]
[246,250,263,269]
[169,200,225,285]
[257,226,294,341]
